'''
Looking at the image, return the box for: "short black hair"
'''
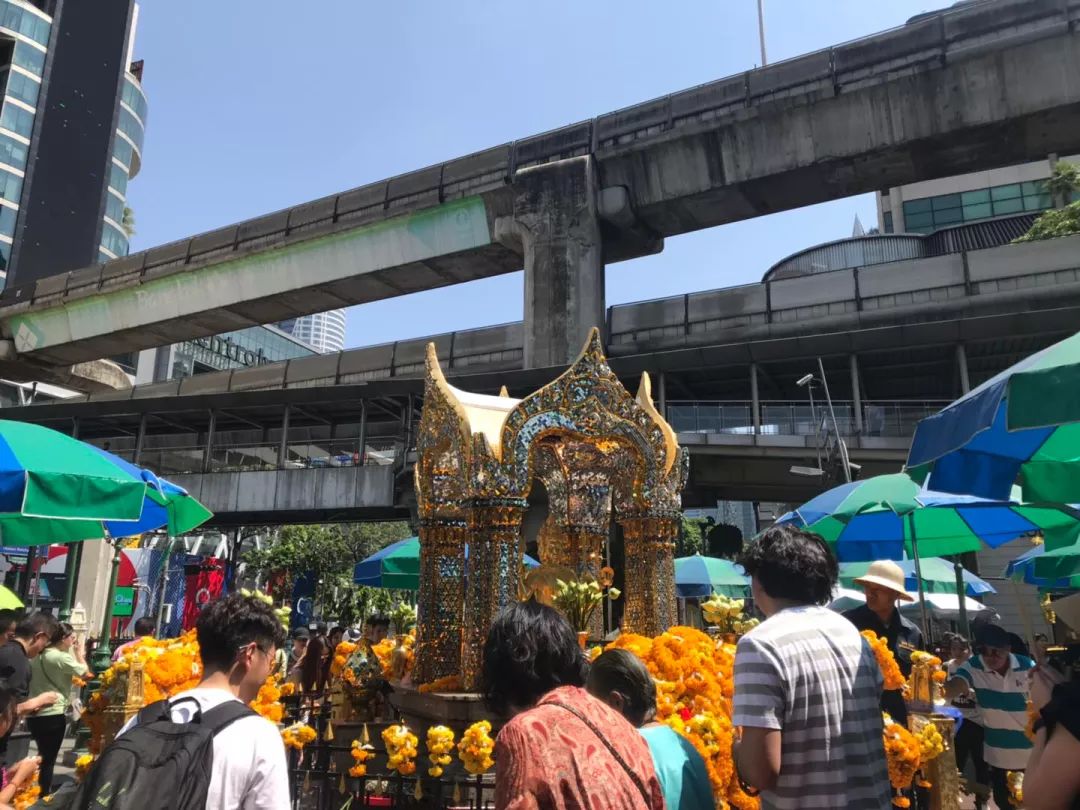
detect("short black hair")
[367,615,390,629]
[14,612,58,642]
[0,609,19,632]
[738,524,838,606]
[133,617,156,637]
[196,593,287,673]
[50,621,74,645]
[975,624,1011,650]
[587,649,656,727]
[481,599,587,716]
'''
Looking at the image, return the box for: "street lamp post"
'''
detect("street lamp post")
[817,358,852,483]
[59,542,84,622]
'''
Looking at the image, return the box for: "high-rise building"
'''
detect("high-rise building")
[278,309,347,354]
[0,0,145,291]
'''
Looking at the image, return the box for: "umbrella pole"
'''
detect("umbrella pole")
[910,515,932,644]
[59,543,80,622]
[954,558,970,639]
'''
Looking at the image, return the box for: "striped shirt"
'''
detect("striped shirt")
[732,605,891,810]
[954,653,1034,770]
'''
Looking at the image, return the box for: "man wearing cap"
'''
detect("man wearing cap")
[944,624,1034,810]
[843,560,924,725]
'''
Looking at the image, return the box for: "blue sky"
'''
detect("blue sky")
[127,0,947,350]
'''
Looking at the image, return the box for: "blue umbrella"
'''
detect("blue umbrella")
[1005,539,1080,590]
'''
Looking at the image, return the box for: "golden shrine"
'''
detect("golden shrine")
[413,328,688,688]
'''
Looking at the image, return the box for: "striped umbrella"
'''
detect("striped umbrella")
[674,554,750,599]
[838,557,995,597]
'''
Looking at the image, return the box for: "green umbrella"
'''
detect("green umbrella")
[0,420,147,521]
[674,555,750,598]
[1031,531,1080,580]
[354,537,541,590]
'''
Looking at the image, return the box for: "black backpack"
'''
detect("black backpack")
[57,697,256,810]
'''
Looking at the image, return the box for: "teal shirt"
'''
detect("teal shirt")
[640,724,716,810]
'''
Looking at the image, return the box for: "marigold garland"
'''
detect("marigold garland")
[73,754,95,783]
[349,738,375,777]
[426,725,455,777]
[382,722,419,776]
[917,721,944,763]
[862,631,906,691]
[330,641,359,679]
[608,626,750,808]
[882,714,921,804]
[11,771,40,810]
[418,674,461,694]
[281,722,317,750]
[457,720,495,775]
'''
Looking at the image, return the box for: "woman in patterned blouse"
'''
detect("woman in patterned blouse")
[481,600,665,810]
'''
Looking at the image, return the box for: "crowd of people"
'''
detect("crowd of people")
[0,525,1070,809]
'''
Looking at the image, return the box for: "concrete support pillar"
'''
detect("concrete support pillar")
[657,372,667,417]
[277,405,291,468]
[850,355,863,434]
[133,413,148,465]
[495,155,604,369]
[956,344,971,394]
[750,363,761,435]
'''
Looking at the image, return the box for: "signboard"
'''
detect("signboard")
[113,586,135,618]
[0,547,28,561]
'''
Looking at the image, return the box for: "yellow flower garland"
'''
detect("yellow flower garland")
[426,725,456,777]
[349,738,375,777]
[382,723,419,776]
[281,722,317,750]
[11,771,40,810]
[457,720,495,775]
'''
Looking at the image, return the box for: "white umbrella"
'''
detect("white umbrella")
[828,588,996,623]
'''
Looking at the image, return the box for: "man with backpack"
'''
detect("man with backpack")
[76,592,289,809]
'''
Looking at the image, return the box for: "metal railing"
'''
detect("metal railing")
[131,438,403,476]
[666,400,950,438]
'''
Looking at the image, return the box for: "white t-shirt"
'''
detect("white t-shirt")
[118,687,290,810]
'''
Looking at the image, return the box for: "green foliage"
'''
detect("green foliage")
[243,521,411,624]
[678,514,709,557]
[1014,200,1080,243]
[1047,162,1080,200]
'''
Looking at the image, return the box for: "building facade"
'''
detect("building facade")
[876,155,1079,235]
[0,0,145,290]
[133,324,316,384]
[278,309,347,355]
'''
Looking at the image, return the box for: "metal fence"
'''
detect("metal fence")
[666,400,950,438]
[284,693,494,810]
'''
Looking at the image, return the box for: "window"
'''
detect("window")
[0,132,26,170]
[0,204,17,238]
[0,169,20,204]
[105,192,123,225]
[0,239,9,271]
[121,77,148,123]
[100,221,128,257]
[112,135,133,170]
[12,42,43,76]
[4,71,37,107]
[117,106,143,150]
[901,177,1060,233]
[0,103,32,138]
[0,3,49,47]
[108,161,128,195]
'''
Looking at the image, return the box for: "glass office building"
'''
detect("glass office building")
[278,309,347,354]
[0,0,145,290]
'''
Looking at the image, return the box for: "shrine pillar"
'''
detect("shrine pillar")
[619,515,678,636]
[413,519,468,685]
[462,499,527,691]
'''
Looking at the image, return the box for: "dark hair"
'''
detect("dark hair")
[0,609,19,633]
[0,687,16,735]
[196,593,287,673]
[50,621,74,645]
[300,634,327,693]
[587,649,656,727]
[481,599,587,716]
[133,617,156,637]
[368,616,390,629]
[975,624,1011,650]
[738,524,838,606]
[15,612,58,642]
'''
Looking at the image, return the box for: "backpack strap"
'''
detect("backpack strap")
[200,700,257,736]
